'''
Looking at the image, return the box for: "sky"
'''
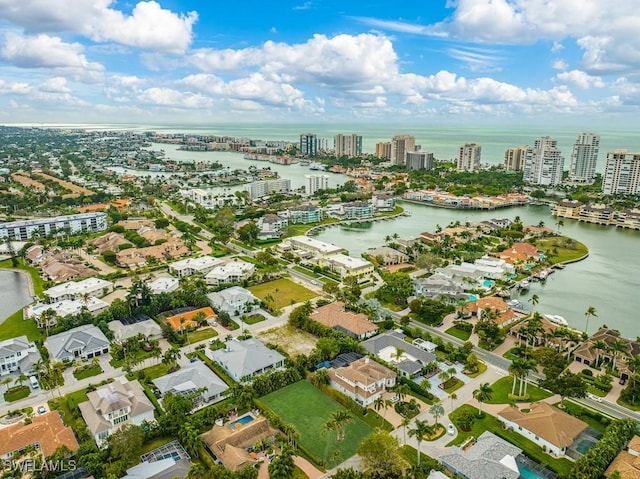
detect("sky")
[0,0,639,127]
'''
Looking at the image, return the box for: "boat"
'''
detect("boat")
[309,162,326,171]
[543,314,569,326]
[299,160,310,166]
[518,279,530,290]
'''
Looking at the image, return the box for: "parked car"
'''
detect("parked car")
[390,395,400,403]
[37,406,46,415]
[587,393,602,402]
[620,378,627,386]
[447,423,456,435]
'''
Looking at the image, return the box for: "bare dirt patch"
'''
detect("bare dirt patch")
[257,325,317,356]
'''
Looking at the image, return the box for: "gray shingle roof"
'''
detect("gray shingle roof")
[206,338,285,382]
[44,324,110,361]
[152,360,228,402]
[361,331,436,373]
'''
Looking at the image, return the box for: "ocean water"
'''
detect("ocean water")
[19,123,640,171]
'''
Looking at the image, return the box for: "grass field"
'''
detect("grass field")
[535,237,588,264]
[73,364,102,380]
[249,278,318,309]
[444,326,471,341]
[0,309,42,342]
[4,385,30,402]
[261,381,373,468]
[485,377,553,404]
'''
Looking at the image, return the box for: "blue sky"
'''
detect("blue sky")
[0,0,638,126]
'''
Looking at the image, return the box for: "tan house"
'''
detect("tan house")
[498,402,588,457]
[0,412,79,460]
[327,357,396,406]
[573,328,639,380]
[310,302,378,339]
[497,242,540,264]
[605,435,640,479]
[463,296,518,327]
[88,232,132,254]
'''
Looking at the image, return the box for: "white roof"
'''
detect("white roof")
[147,276,179,294]
[328,254,372,269]
[287,235,344,255]
[25,297,109,318]
[170,255,223,271]
[45,277,113,298]
[205,261,255,278]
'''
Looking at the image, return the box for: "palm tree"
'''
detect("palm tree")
[584,306,597,333]
[610,339,629,371]
[322,418,338,464]
[329,410,353,441]
[400,416,412,445]
[473,382,493,417]
[1,377,12,393]
[395,383,410,403]
[528,294,539,311]
[409,419,434,467]
[592,340,609,367]
[449,392,457,410]
[429,402,445,428]
[393,346,406,363]
[14,373,28,388]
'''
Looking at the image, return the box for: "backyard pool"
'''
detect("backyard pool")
[482,280,495,288]
[230,414,255,429]
[516,455,557,479]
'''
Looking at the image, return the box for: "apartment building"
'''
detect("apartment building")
[569,132,599,183]
[602,150,640,195]
[334,133,362,158]
[0,212,108,241]
[504,146,528,171]
[391,135,415,165]
[458,143,482,172]
[523,136,564,186]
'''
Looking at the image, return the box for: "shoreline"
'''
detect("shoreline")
[398,197,531,211]
[0,267,35,325]
[304,209,409,237]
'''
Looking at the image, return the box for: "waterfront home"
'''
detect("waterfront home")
[0,335,41,377]
[25,297,110,328]
[257,213,287,239]
[552,199,584,219]
[414,275,466,300]
[206,338,285,383]
[44,277,114,302]
[440,431,522,479]
[497,242,540,265]
[497,402,588,457]
[281,235,345,258]
[578,204,616,225]
[79,377,155,449]
[152,360,228,408]
[165,307,217,331]
[310,301,379,339]
[0,411,79,461]
[207,286,261,316]
[169,255,224,277]
[205,260,255,286]
[572,328,640,379]
[509,316,569,349]
[362,331,436,379]
[371,193,396,211]
[367,246,409,265]
[323,254,374,281]
[327,357,396,406]
[604,435,640,479]
[463,297,518,327]
[278,205,323,224]
[44,324,110,362]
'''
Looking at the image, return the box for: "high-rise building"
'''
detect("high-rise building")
[602,150,640,196]
[504,146,528,171]
[523,136,564,186]
[457,143,482,171]
[375,142,391,160]
[299,133,318,156]
[391,135,416,165]
[244,179,291,199]
[305,174,330,196]
[405,151,435,171]
[334,134,363,158]
[569,133,600,183]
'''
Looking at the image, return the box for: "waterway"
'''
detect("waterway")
[0,270,33,323]
[312,202,640,338]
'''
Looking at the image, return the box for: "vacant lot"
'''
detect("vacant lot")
[257,325,317,356]
[249,278,318,309]
[261,381,373,468]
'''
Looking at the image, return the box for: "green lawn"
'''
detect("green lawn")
[243,314,265,325]
[535,237,588,264]
[448,405,573,477]
[293,265,321,278]
[0,308,42,342]
[4,385,30,402]
[185,327,218,344]
[485,376,553,404]
[467,362,488,379]
[249,278,318,309]
[443,378,464,394]
[445,326,471,341]
[135,362,173,380]
[49,387,91,433]
[261,381,374,468]
[73,364,102,380]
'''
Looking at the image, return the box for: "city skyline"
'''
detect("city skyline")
[0,1,639,127]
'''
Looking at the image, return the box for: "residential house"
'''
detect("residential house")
[463,297,519,327]
[207,286,261,316]
[44,277,114,302]
[604,435,640,479]
[165,307,217,332]
[498,402,588,457]
[414,275,466,300]
[206,338,285,383]
[323,254,374,281]
[78,377,155,448]
[310,302,378,339]
[147,276,179,294]
[362,331,436,378]
[257,214,288,240]
[497,242,540,265]
[0,336,41,377]
[153,360,228,408]
[108,319,163,341]
[205,261,255,286]
[25,297,110,328]
[0,412,79,461]
[327,357,396,406]
[44,324,110,362]
[88,232,132,254]
[280,235,345,258]
[440,431,522,479]
[572,328,640,379]
[116,241,189,269]
[122,441,191,479]
[169,256,223,277]
[367,246,409,265]
[200,416,279,471]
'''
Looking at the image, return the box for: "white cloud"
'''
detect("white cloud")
[553,59,568,70]
[0,0,197,53]
[0,79,32,95]
[39,77,70,93]
[556,70,605,89]
[138,87,213,108]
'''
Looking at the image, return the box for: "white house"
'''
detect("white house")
[24,297,110,328]
[257,214,288,240]
[207,286,261,316]
[169,256,223,277]
[44,277,114,302]
[0,336,41,377]
[205,261,255,286]
[497,403,588,457]
[152,360,228,409]
[44,324,111,362]
[323,254,374,280]
[79,377,155,448]
[147,276,179,294]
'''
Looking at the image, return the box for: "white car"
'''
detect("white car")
[587,393,602,402]
[447,423,456,435]
[390,395,400,403]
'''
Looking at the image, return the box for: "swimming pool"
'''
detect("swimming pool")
[482,280,495,288]
[519,463,547,479]
[230,414,255,429]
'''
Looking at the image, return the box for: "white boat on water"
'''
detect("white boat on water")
[519,279,530,290]
[309,162,326,170]
[543,314,569,326]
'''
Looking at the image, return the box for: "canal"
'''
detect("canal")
[0,269,33,323]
